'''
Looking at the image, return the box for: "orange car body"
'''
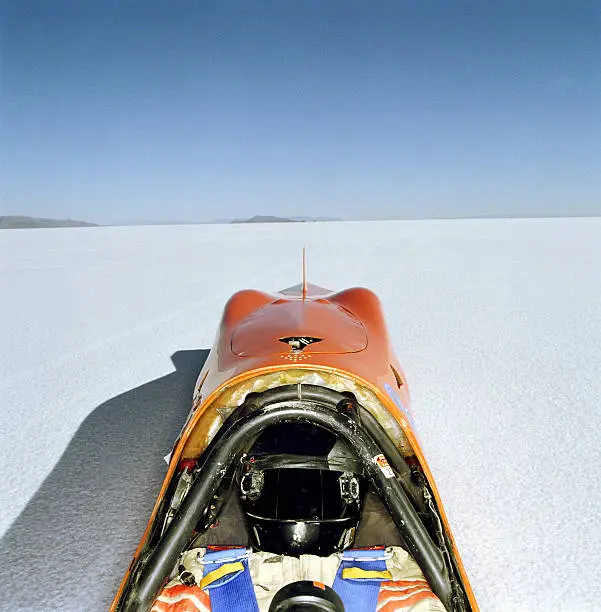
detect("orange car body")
[111,283,478,610]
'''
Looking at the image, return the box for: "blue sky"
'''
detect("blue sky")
[1,0,599,223]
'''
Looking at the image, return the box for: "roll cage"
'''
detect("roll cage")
[119,384,468,612]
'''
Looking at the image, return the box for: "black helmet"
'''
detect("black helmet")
[238,423,365,556]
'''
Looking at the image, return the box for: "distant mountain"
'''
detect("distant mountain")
[230,215,341,224]
[231,215,295,224]
[0,216,98,229]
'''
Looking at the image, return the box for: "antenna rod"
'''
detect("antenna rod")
[302,247,307,300]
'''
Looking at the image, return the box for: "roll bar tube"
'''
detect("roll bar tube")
[121,386,452,610]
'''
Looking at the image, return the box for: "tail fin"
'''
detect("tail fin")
[302,247,307,300]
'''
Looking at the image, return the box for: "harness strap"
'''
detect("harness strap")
[200,562,244,589]
[201,548,259,612]
[333,548,390,612]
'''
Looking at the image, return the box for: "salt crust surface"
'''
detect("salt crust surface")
[0,219,599,610]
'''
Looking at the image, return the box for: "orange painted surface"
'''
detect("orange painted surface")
[110,283,478,611]
[195,283,413,418]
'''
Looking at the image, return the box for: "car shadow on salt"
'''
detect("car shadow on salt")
[0,348,210,612]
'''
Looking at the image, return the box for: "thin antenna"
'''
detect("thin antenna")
[302,247,307,300]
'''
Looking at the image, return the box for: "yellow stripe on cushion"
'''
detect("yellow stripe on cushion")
[200,562,244,589]
[342,567,393,580]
